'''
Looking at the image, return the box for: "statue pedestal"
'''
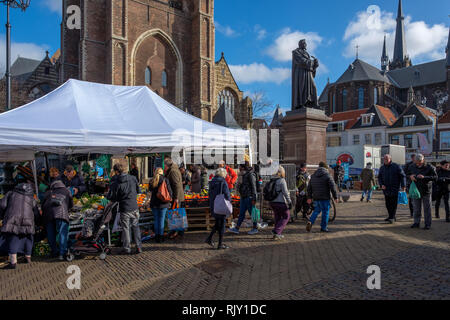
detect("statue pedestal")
[281,108,331,166]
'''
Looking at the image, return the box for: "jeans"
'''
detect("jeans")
[152,208,168,236]
[270,202,290,235]
[412,194,432,227]
[435,192,449,218]
[46,219,69,256]
[120,210,142,252]
[237,197,257,229]
[361,189,373,201]
[206,216,226,245]
[384,194,399,220]
[309,200,331,231]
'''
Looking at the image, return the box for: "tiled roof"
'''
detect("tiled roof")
[331,108,369,130]
[335,59,391,85]
[439,111,450,124]
[375,105,397,126]
[417,106,436,119]
[10,57,41,77]
[386,59,447,88]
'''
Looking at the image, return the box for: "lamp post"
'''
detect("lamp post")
[1,0,31,111]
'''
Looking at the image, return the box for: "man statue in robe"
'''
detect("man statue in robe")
[292,39,319,110]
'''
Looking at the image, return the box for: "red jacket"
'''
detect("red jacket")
[225,165,238,190]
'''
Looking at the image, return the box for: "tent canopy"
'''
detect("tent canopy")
[0,79,250,155]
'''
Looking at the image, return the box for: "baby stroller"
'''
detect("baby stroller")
[66,202,118,261]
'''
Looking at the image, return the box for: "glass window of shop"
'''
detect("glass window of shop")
[353,135,360,145]
[390,135,400,145]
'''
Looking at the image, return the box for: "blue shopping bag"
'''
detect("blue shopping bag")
[167,206,188,232]
[398,191,408,205]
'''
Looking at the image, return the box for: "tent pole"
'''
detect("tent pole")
[182,148,187,168]
[44,152,50,183]
[31,160,39,195]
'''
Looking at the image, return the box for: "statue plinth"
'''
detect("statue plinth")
[281,107,331,166]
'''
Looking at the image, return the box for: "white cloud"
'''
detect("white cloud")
[42,0,61,14]
[266,28,323,62]
[0,36,49,75]
[254,25,267,40]
[215,21,238,38]
[343,5,448,65]
[229,63,290,85]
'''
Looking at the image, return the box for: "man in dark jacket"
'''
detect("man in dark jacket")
[295,163,310,219]
[0,180,40,269]
[435,160,450,222]
[61,165,86,196]
[107,164,142,254]
[405,154,437,230]
[378,154,406,224]
[41,180,73,260]
[306,162,338,233]
[404,154,416,217]
[129,163,139,182]
[333,161,345,192]
[229,163,258,235]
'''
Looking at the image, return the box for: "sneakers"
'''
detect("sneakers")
[228,227,240,234]
[217,244,229,250]
[273,234,284,241]
[411,223,420,229]
[320,229,331,233]
[248,229,259,235]
[367,200,372,203]
[306,222,312,233]
[423,226,431,230]
[205,239,215,248]
[360,198,364,202]
[58,255,64,261]
[3,263,16,270]
[136,248,143,254]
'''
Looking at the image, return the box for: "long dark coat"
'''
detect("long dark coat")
[292,48,318,109]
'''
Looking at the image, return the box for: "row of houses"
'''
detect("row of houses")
[326,100,450,161]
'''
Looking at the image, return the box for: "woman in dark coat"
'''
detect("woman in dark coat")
[0,181,40,269]
[205,168,231,250]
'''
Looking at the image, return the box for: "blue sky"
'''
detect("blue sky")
[0,0,449,120]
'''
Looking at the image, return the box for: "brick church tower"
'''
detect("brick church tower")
[61,0,216,119]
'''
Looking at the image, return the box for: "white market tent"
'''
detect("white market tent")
[0,79,250,157]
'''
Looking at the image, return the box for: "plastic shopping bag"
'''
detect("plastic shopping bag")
[409,182,421,200]
[112,212,122,233]
[167,207,188,232]
[251,207,261,223]
[398,191,408,205]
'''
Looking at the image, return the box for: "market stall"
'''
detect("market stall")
[0,79,251,241]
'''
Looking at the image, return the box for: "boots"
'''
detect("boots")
[155,234,161,243]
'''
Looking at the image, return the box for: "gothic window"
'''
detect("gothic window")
[162,70,167,88]
[358,87,364,109]
[218,89,236,115]
[342,89,348,111]
[145,67,152,85]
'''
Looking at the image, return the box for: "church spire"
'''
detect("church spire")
[390,0,411,70]
[381,35,389,72]
[446,25,450,67]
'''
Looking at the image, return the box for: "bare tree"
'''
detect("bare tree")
[248,90,274,123]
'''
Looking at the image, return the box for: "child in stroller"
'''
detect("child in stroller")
[66,202,118,261]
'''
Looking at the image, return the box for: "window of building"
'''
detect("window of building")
[327,122,345,133]
[44,67,50,75]
[353,135,360,145]
[162,70,168,88]
[361,114,374,126]
[375,133,382,145]
[358,87,364,109]
[404,134,413,149]
[390,135,400,145]
[332,92,336,114]
[145,67,152,85]
[342,89,347,111]
[365,134,372,145]
[217,89,236,115]
[327,136,342,147]
[374,87,378,105]
[404,115,416,127]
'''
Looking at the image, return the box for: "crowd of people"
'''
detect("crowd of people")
[1,153,448,270]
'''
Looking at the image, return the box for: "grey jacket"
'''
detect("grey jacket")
[271,178,292,205]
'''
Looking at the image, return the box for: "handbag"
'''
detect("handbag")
[398,191,408,205]
[167,203,188,232]
[157,179,172,203]
[251,207,261,223]
[409,182,421,200]
[213,183,232,216]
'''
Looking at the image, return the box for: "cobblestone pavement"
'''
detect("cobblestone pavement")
[0,193,449,300]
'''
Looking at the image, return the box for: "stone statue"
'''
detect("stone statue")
[292,39,319,110]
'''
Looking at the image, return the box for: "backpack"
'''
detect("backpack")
[263,178,280,202]
[157,179,172,203]
[50,192,66,207]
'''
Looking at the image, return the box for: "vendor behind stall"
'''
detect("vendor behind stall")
[61,165,86,196]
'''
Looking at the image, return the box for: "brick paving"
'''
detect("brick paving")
[0,192,449,300]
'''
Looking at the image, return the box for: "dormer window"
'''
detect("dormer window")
[327,121,345,133]
[361,113,374,126]
[404,115,416,127]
